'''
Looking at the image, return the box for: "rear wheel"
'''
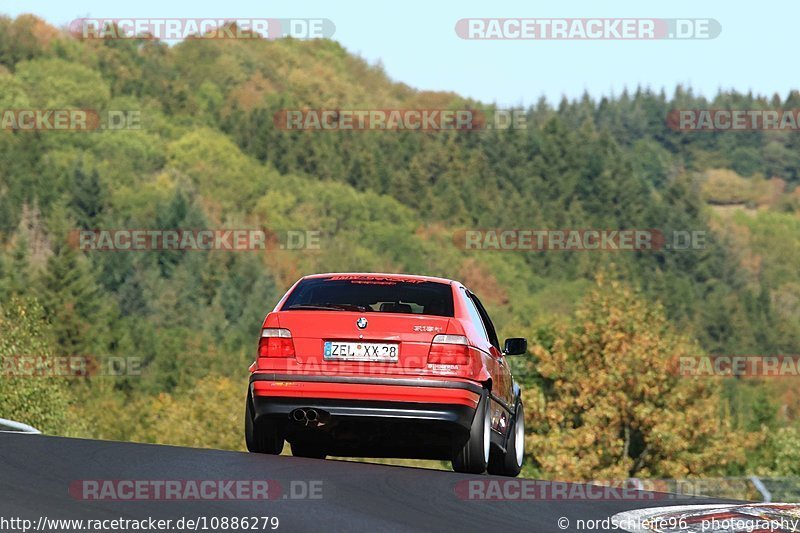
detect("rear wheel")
[487,400,524,477]
[452,390,491,474]
[244,391,284,454]
[290,440,327,459]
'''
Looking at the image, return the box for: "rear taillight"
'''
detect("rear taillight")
[258,328,295,358]
[428,334,471,365]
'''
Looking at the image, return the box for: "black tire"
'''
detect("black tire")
[244,391,284,454]
[290,440,327,459]
[487,400,524,477]
[452,389,491,474]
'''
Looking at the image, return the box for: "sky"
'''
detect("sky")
[2,0,795,107]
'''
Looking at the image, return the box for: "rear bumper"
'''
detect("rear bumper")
[249,373,482,431]
[253,397,477,430]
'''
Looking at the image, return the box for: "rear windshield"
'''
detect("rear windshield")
[282,276,454,317]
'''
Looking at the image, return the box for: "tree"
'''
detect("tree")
[0,296,82,435]
[39,207,106,356]
[525,274,751,480]
[69,162,105,230]
[0,236,32,298]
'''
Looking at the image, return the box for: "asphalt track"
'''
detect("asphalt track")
[0,433,741,532]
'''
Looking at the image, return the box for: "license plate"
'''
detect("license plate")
[324,341,398,362]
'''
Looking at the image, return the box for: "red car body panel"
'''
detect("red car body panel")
[252,380,481,408]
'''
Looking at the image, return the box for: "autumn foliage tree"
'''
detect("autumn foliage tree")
[524,275,751,481]
[0,297,81,434]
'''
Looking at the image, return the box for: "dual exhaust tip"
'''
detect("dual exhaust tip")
[290,408,330,427]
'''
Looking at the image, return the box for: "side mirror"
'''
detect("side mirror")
[503,337,527,356]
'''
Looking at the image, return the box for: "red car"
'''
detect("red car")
[245,273,527,476]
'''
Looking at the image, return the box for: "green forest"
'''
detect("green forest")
[1,15,798,479]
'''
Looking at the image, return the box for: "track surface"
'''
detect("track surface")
[0,433,740,532]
